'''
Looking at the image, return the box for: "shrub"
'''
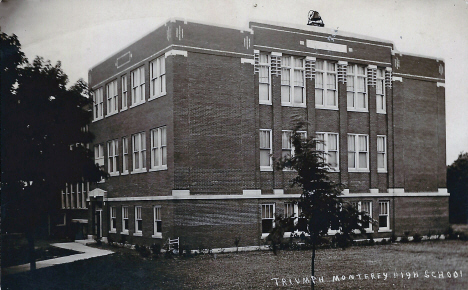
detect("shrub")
[413,233,422,243]
[151,243,161,258]
[380,238,388,245]
[367,233,375,246]
[119,235,127,246]
[401,231,410,243]
[234,237,241,252]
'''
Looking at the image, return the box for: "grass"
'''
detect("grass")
[2,240,467,289]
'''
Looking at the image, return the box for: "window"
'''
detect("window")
[122,206,129,234]
[122,137,129,174]
[259,53,271,104]
[132,132,146,172]
[376,69,386,114]
[135,206,142,235]
[377,135,387,172]
[94,144,104,167]
[260,129,272,170]
[93,87,103,120]
[352,201,372,232]
[76,183,81,208]
[282,130,307,169]
[261,204,275,235]
[131,66,145,106]
[107,139,119,175]
[121,75,128,110]
[378,201,390,231]
[315,60,337,109]
[150,126,167,170]
[281,56,305,106]
[316,132,339,171]
[106,80,118,115]
[348,134,369,171]
[347,64,368,111]
[150,56,166,99]
[284,203,296,232]
[110,207,116,232]
[153,206,162,238]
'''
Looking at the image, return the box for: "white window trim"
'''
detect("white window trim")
[352,201,373,233]
[260,129,273,171]
[282,203,308,237]
[377,135,387,173]
[131,132,147,174]
[122,137,129,174]
[109,206,117,233]
[258,53,272,105]
[150,126,168,171]
[261,203,275,238]
[282,130,307,171]
[347,64,368,112]
[376,68,386,114]
[94,144,104,167]
[378,200,391,232]
[281,56,306,107]
[107,139,119,176]
[134,206,142,236]
[316,132,340,172]
[348,134,369,172]
[93,87,104,121]
[121,206,129,235]
[130,66,145,107]
[149,55,166,101]
[152,206,162,238]
[121,75,128,111]
[315,60,338,110]
[106,80,118,117]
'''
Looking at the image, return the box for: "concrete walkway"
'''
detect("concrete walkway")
[2,242,114,276]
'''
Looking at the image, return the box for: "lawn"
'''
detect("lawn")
[2,240,467,289]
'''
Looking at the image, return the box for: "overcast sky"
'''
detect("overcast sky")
[1,0,467,165]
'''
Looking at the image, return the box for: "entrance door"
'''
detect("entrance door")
[95,209,102,238]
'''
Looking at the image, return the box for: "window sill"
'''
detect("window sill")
[348,169,370,173]
[327,169,340,173]
[283,168,296,172]
[378,169,388,173]
[120,231,129,235]
[131,169,147,175]
[120,107,127,112]
[148,93,166,101]
[121,171,129,176]
[376,111,386,115]
[109,172,120,177]
[347,108,369,113]
[105,111,118,118]
[260,167,273,172]
[315,106,339,111]
[109,230,117,234]
[152,234,162,239]
[378,229,392,233]
[92,117,104,123]
[283,231,309,238]
[261,233,270,239]
[133,232,142,237]
[97,179,105,184]
[259,101,272,106]
[129,101,146,109]
[281,103,307,108]
[149,166,168,172]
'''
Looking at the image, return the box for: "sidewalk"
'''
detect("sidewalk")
[2,242,114,276]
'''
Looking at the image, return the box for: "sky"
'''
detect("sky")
[1,0,467,165]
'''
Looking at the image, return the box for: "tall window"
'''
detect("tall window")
[284,203,297,233]
[348,134,369,172]
[106,80,118,115]
[110,207,117,232]
[76,183,81,208]
[153,206,162,238]
[94,144,104,167]
[150,56,166,99]
[261,204,275,234]
[352,201,372,232]
[282,130,306,168]
[122,137,129,174]
[150,126,167,170]
[135,206,142,235]
[121,75,128,110]
[315,60,337,109]
[259,53,271,104]
[122,206,129,233]
[316,132,339,171]
[93,87,103,120]
[107,139,119,174]
[260,129,272,170]
[347,64,367,111]
[377,135,387,172]
[379,201,390,231]
[376,69,386,113]
[131,66,145,106]
[281,56,305,106]
[132,132,146,172]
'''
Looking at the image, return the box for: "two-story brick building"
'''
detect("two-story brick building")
[61,19,448,248]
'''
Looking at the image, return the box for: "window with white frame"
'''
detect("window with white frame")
[352,201,372,232]
[261,204,275,234]
[378,201,390,231]
[377,135,387,172]
[260,129,272,170]
[347,64,368,111]
[282,130,293,159]
[132,132,146,172]
[70,184,75,209]
[315,60,337,109]
[106,80,118,115]
[131,66,145,106]
[122,137,129,174]
[259,53,271,104]
[107,139,119,174]
[348,134,369,171]
[316,132,339,171]
[110,206,116,232]
[122,206,129,233]
[153,206,162,237]
[94,144,104,167]
[150,126,167,170]
[121,75,128,110]
[376,69,386,113]
[93,87,103,120]
[281,56,305,106]
[135,206,142,235]
[150,56,166,99]
[284,203,296,232]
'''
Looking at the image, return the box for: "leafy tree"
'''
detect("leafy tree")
[447,152,468,224]
[273,123,371,289]
[1,33,107,270]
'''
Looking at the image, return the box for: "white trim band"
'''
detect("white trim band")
[241,58,255,64]
[165,50,187,57]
